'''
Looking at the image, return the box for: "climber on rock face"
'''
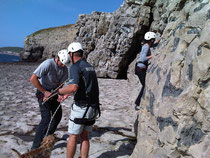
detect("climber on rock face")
[134,31,161,110]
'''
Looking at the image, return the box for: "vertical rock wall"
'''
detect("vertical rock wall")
[128,0,210,157]
[74,3,151,78]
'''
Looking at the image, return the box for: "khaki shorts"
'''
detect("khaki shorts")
[68,103,95,135]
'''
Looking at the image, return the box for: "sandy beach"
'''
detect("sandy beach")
[0,62,137,158]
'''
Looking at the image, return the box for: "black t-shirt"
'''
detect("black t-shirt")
[68,58,99,104]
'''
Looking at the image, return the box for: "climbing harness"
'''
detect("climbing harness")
[70,103,101,126]
[135,62,146,74]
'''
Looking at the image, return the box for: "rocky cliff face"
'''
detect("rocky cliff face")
[74,6,151,78]
[21,24,76,61]
[127,0,210,157]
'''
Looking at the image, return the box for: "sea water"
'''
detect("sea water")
[0,54,20,62]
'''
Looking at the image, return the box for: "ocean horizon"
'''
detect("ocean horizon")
[0,53,21,62]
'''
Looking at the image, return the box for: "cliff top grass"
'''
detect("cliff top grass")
[28,24,75,37]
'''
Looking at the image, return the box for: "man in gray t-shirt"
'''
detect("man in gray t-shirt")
[30,49,69,149]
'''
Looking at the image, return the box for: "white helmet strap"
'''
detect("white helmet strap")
[71,52,75,64]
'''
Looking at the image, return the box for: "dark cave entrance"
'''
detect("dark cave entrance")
[27,47,44,62]
[117,8,154,79]
[117,28,147,79]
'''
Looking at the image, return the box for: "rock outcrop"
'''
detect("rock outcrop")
[74,5,151,78]
[127,0,210,157]
[21,24,76,61]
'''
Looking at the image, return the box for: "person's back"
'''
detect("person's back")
[137,44,151,69]
[72,58,99,104]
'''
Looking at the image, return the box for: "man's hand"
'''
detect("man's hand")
[43,91,52,102]
[57,94,69,102]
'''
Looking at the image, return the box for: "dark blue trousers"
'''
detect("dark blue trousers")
[31,91,62,149]
[135,69,146,106]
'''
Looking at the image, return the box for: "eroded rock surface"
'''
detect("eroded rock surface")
[127,0,210,157]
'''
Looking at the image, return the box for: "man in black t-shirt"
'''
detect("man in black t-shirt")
[58,42,99,158]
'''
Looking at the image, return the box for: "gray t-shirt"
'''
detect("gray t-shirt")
[137,44,151,69]
[33,58,68,91]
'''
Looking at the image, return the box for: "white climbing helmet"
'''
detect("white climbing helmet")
[144,32,156,40]
[57,49,70,65]
[67,42,83,53]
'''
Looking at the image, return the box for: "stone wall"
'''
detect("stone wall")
[128,0,210,157]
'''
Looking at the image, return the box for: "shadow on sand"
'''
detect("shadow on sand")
[54,126,136,158]
[13,125,137,157]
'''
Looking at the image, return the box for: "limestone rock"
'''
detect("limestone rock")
[128,0,210,157]
[74,3,151,78]
[21,24,76,61]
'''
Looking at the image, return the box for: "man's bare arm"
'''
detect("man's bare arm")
[30,74,46,93]
[58,84,78,96]
[30,74,51,98]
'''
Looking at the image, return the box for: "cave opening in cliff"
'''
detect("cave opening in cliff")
[117,6,154,79]
[28,47,44,62]
[117,29,148,79]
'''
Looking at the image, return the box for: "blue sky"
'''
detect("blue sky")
[0,0,124,47]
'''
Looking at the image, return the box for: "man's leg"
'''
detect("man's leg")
[31,102,51,149]
[80,130,89,158]
[67,134,78,158]
[67,104,92,157]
